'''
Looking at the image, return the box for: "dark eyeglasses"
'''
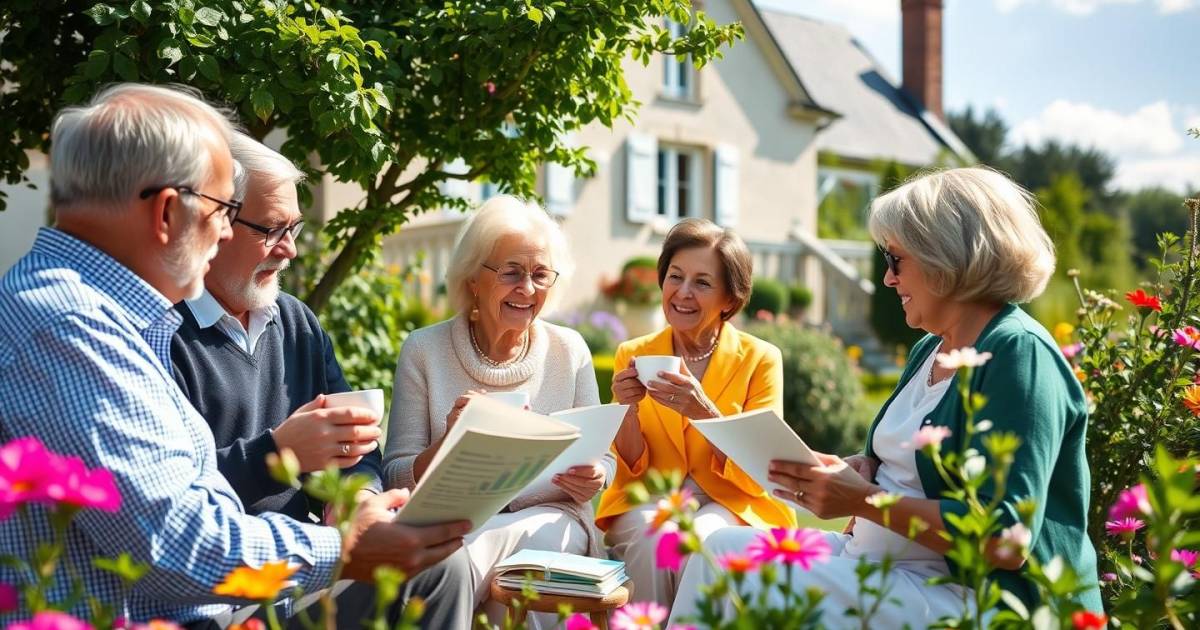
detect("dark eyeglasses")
[234,217,305,248]
[140,186,242,224]
[881,249,902,276]
[481,262,560,289]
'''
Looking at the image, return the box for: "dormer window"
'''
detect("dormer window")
[662,19,694,100]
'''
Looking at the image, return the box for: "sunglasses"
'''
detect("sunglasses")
[881,249,902,276]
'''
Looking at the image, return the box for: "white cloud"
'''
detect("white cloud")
[1114,156,1200,192]
[1156,0,1198,13]
[1011,100,1184,157]
[995,0,1193,13]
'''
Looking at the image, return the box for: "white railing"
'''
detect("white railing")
[381,216,466,305]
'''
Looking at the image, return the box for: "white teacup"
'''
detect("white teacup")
[635,355,682,387]
[324,389,385,422]
[485,391,531,409]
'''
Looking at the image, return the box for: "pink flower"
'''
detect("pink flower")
[746,527,831,570]
[717,552,759,575]
[669,626,698,630]
[43,455,121,513]
[0,582,17,613]
[655,530,687,571]
[1060,342,1083,359]
[565,613,598,630]
[1105,517,1145,538]
[1171,549,1199,568]
[0,437,56,516]
[611,601,667,630]
[754,309,775,322]
[484,81,497,95]
[1173,327,1200,349]
[903,426,951,450]
[1108,484,1151,521]
[6,611,95,630]
[1100,572,1117,584]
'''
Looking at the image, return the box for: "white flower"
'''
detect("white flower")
[865,491,902,510]
[975,420,993,432]
[996,523,1032,561]
[935,347,994,370]
[963,454,987,480]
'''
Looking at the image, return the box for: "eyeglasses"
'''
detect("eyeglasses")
[481,262,560,289]
[140,186,242,225]
[234,217,305,248]
[881,248,902,276]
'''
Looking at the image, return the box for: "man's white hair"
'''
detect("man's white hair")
[50,83,236,211]
[228,132,305,200]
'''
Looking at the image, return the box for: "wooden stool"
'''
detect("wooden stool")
[489,579,632,630]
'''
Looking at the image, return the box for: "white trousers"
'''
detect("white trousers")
[669,528,972,629]
[466,505,589,630]
[605,490,741,614]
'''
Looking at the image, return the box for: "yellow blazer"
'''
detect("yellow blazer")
[596,322,797,531]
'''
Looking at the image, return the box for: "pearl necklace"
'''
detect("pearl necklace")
[681,332,720,363]
[469,324,530,368]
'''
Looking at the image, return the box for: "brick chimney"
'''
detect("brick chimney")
[901,0,943,119]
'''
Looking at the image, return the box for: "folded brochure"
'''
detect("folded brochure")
[688,408,821,496]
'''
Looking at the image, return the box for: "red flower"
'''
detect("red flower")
[1125,289,1162,312]
[1072,610,1107,629]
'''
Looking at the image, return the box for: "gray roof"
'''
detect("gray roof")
[757,8,973,167]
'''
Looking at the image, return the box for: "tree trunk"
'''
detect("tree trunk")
[304,223,378,314]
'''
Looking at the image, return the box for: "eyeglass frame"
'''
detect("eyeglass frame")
[480,262,560,289]
[880,248,903,276]
[139,186,242,225]
[233,217,306,248]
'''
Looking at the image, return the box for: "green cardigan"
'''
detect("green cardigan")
[864,304,1102,612]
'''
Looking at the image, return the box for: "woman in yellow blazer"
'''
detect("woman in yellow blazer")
[597,218,796,610]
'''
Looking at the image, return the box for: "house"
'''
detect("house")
[374,0,973,340]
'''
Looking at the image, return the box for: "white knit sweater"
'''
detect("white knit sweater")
[382,314,612,500]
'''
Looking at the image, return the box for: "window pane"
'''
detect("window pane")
[676,153,690,217]
[657,150,668,216]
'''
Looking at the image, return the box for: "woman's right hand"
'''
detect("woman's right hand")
[445,390,487,435]
[844,454,879,482]
[612,367,648,406]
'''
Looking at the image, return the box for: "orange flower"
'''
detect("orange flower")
[1183,385,1200,417]
[1074,367,1087,383]
[214,561,298,601]
[1125,288,1162,312]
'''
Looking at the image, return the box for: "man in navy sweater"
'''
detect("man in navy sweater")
[171,133,472,628]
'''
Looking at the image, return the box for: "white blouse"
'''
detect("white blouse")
[842,347,952,576]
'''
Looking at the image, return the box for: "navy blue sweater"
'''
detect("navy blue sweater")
[170,292,382,520]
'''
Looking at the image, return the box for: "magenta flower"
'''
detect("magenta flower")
[611,601,667,630]
[1100,572,1118,584]
[1108,484,1151,521]
[1174,326,1200,350]
[1171,549,1199,568]
[565,613,598,630]
[903,426,951,450]
[1060,342,1083,359]
[44,455,121,513]
[747,527,831,570]
[655,530,687,571]
[7,611,95,630]
[1105,517,1145,538]
[0,437,58,518]
[0,581,17,613]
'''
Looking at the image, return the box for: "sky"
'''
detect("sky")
[753,0,1200,193]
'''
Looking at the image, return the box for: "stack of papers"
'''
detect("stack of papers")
[495,549,628,599]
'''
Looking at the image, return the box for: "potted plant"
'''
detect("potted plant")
[602,256,664,338]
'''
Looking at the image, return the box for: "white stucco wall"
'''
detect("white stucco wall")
[0,152,51,274]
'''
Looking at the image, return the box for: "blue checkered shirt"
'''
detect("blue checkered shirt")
[0,229,340,623]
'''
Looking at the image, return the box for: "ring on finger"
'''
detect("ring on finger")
[670,394,676,402]
[341,443,350,455]
[794,489,804,501]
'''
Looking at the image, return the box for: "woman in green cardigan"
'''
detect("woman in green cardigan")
[669,167,1102,627]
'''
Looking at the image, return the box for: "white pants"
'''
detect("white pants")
[669,528,972,629]
[605,488,741,614]
[466,504,589,630]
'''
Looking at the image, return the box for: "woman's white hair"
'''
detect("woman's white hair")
[50,83,236,212]
[867,167,1055,304]
[444,195,573,314]
[229,132,305,200]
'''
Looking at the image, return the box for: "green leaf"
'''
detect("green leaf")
[157,41,183,67]
[81,49,110,79]
[197,54,220,81]
[527,7,543,24]
[112,53,139,81]
[194,7,223,27]
[131,0,152,23]
[251,87,275,123]
[84,4,117,26]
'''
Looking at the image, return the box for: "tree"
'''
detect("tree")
[947,105,1008,167]
[1007,140,1117,213]
[868,161,922,354]
[0,0,743,313]
[1122,186,1189,265]
[1035,173,1087,273]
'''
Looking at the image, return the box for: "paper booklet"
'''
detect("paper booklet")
[392,396,579,529]
[495,549,625,582]
[688,408,821,496]
[511,403,628,500]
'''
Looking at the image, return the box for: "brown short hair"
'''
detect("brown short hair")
[657,218,753,321]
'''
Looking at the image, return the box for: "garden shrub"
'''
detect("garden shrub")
[745,278,789,316]
[593,354,615,404]
[746,322,870,454]
[787,284,813,313]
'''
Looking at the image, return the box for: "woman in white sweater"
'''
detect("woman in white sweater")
[382,195,613,628]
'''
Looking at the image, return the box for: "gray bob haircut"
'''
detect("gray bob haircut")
[868,167,1055,304]
[50,83,235,210]
[229,132,306,200]
[444,195,573,314]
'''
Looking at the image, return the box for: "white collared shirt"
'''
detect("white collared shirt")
[184,289,280,355]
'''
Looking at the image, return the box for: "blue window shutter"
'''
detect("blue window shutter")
[626,132,657,224]
[713,143,740,227]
